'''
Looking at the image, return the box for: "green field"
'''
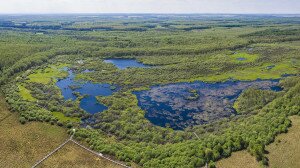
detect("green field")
[18,85,36,102]
[27,65,68,84]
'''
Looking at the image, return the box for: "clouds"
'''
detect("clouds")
[0,0,299,14]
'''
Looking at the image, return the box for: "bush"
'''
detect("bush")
[208,161,216,168]
[19,117,26,124]
[66,122,73,128]
[57,121,64,127]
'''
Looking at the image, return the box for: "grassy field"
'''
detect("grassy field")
[230,52,259,63]
[216,115,300,168]
[18,85,36,102]
[39,142,122,168]
[0,98,68,167]
[27,65,68,84]
[0,95,121,168]
[216,151,259,168]
[194,61,298,82]
[267,115,300,168]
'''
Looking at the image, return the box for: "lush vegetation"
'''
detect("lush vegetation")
[0,14,299,167]
[233,88,280,114]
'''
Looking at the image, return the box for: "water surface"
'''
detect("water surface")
[56,68,116,114]
[237,57,246,61]
[104,59,148,69]
[134,79,282,130]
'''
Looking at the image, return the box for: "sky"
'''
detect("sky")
[0,0,299,14]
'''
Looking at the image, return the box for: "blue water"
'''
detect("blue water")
[134,79,282,130]
[82,69,94,73]
[237,57,246,61]
[56,68,116,114]
[104,59,148,69]
[266,65,276,70]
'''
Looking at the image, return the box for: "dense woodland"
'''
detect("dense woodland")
[0,14,299,167]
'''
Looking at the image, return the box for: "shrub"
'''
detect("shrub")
[19,117,26,124]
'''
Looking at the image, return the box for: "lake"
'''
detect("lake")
[134,79,282,130]
[56,68,116,114]
[104,59,148,69]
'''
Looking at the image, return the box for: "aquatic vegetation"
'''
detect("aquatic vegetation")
[135,79,281,129]
[185,89,199,101]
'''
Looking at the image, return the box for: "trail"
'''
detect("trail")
[71,139,131,168]
[194,132,200,139]
[31,132,130,168]
[31,135,73,168]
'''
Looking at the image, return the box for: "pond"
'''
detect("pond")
[134,79,282,130]
[56,68,116,114]
[237,57,246,61]
[104,59,149,69]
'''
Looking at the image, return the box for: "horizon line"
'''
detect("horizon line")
[0,12,300,15]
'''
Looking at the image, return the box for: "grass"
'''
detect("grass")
[230,52,259,63]
[38,142,122,168]
[52,112,80,123]
[18,85,36,102]
[194,61,298,82]
[27,64,68,84]
[216,151,259,168]
[266,115,300,168]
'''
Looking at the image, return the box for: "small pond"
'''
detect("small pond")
[237,57,246,61]
[56,68,116,114]
[266,65,276,70]
[104,59,149,69]
[134,79,282,130]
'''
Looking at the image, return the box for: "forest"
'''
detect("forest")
[0,14,299,167]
